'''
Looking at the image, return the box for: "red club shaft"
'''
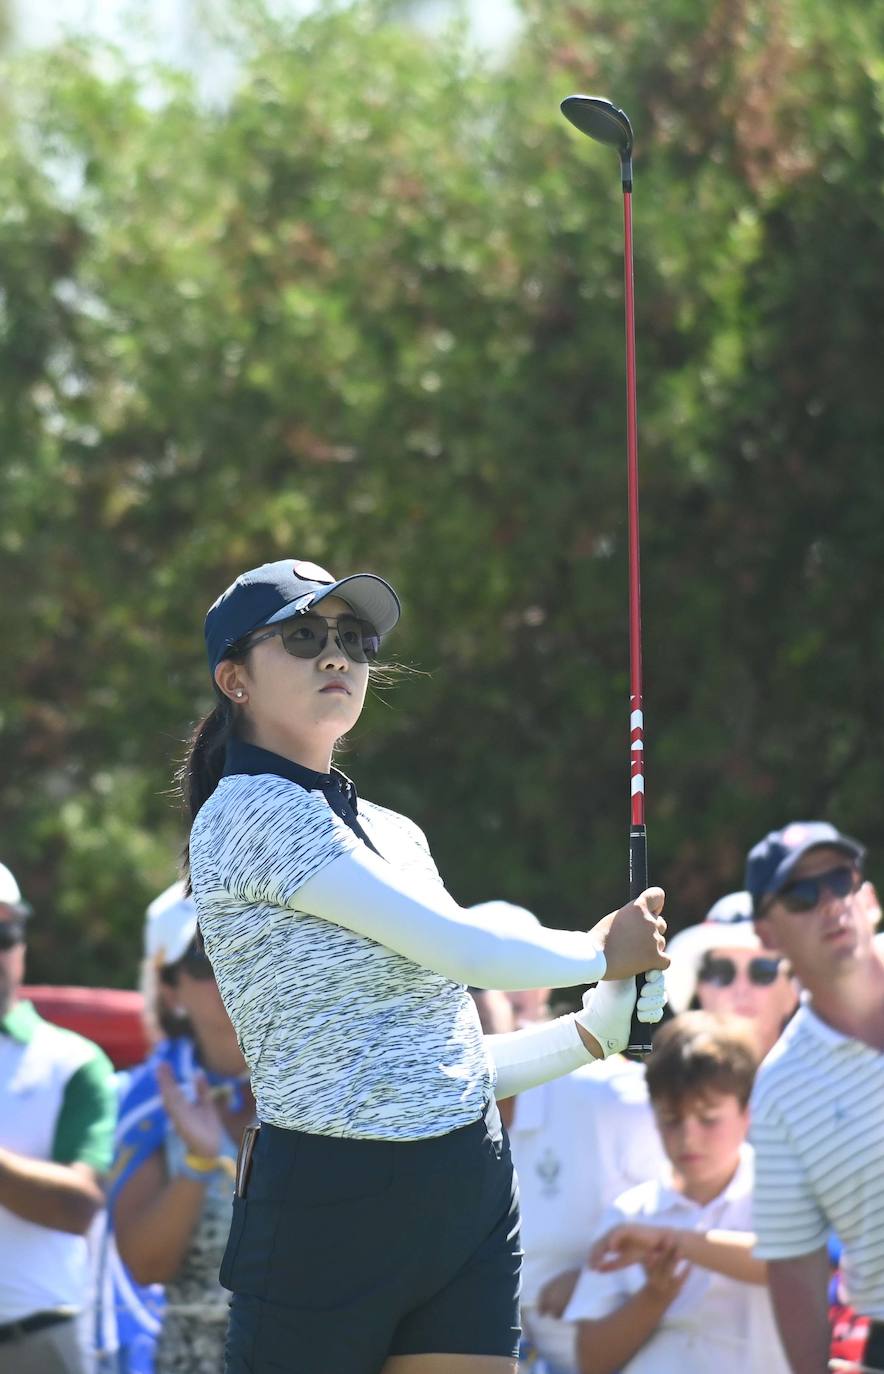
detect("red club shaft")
[624,188,645,833]
[623,179,651,1057]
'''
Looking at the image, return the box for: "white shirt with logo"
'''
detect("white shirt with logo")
[510,1057,667,1374]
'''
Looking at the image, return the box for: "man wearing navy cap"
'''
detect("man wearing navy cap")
[746,822,884,1373]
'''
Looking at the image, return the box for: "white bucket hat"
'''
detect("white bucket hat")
[666,891,762,1015]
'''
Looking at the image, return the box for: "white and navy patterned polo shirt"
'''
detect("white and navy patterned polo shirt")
[189,739,493,1141]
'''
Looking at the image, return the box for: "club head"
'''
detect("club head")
[561,95,633,153]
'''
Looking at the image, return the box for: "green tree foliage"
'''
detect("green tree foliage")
[1,0,882,984]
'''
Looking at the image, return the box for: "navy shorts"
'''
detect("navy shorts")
[221,1099,521,1373]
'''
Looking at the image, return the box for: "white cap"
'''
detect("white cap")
[0,862,22,907]
[144,880,198,967]
[666,891,761,1015]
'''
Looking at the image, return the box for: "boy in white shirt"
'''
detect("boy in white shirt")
[564,1012,790,1374]
[471,987,667,1374]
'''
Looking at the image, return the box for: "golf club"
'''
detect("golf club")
[560,95,651,1055]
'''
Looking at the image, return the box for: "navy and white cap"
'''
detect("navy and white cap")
[746,821,865,912]
[205,559,401,674]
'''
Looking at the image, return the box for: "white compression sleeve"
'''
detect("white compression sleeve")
[486,1016,595,1099]
[292,845,606,990]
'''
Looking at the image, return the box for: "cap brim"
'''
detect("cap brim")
[772,837,866,897]
[145,882,199,965]
[159,920,198,966]
[0,863,22,906]
[266,573,401,637]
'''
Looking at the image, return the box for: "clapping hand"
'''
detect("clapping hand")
[157,1062,224,1159]
[590,1221,676,1272]
[591,1222,689,1307]
[640,1240,690,1306]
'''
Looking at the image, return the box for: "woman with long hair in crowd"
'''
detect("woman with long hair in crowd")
[109,882,255,1373]
[181,557,669,1374]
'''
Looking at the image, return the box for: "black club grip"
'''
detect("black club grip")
[627,825,653,1055]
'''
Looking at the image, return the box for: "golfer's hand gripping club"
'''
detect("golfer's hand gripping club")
[582,886,667,1061]
[589,887,667,983]
[577,968,667,1059]
[627,827,654,1052]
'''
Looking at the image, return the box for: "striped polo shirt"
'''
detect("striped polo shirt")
[751,1001,884,1317]
[189,741,493,1141]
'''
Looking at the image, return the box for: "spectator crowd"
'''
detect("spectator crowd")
[1,817,882,1373]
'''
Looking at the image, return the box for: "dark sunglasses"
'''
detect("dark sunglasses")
[160,937,215,983]
[776,865,860,914]
[0,923,25,951]
[244,613,380,665]
[698,955,782,988]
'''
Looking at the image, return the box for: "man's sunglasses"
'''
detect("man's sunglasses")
[160,937,215,983]
[776,865,860,914]
[242,613,380,665]
[0,923,25,951]
[698,954,782,988]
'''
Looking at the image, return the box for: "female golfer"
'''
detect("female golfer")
[183,558,668,1374]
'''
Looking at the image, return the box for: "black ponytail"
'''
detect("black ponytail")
[177,692,237,893]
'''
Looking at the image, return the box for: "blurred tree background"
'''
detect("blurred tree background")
[1,0,882,985]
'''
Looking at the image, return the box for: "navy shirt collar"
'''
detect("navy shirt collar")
[223,738,359,812]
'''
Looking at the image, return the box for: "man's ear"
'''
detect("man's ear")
[859,881,881,932]
[214,660,246,703]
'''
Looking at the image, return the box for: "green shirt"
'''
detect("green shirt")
[1,1000,116,1170]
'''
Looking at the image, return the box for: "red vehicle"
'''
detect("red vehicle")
[22,985,150,1069]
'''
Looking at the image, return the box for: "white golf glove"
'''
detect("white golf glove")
[576,969,667,1058]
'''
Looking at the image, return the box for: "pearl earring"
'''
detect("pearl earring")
[235,690,244,699]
